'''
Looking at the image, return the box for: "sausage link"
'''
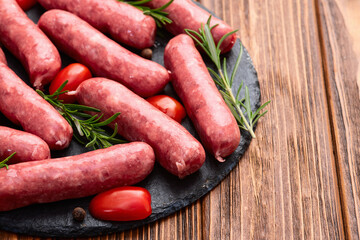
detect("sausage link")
[164,34,240,162]
[76,78,206,178]
[37,0,156,49]
[146,0,236,53]
[0,126,50,164]
[0,63,73,150]
[0,142,155,211]
[38,10,170,98]
[0,0,61,89]
[0,48,6,65]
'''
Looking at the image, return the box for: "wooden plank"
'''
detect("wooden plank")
[197,0,345,239]
[0,0,351,239]
[315,0,360,238]
[334,0,360,93]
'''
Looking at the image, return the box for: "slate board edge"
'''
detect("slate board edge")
[0,1,262,238]
[0,42,260,239]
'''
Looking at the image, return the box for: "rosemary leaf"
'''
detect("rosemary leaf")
[119,0,173,27]
[0,152,16,170]
[128,0,152,6]
[254,100,271,117]
[185,16,271,138]
[153,0,173,11]
[230,42,243,86]
[222,58,229,85]
[92,113,121,127]
[37,81,127,149]
[64,104,100,112]
[245,87,252,118]
[76,115,95,125]
[253,109,269,126]
[235,81,243,101]
[217,30,238,54]
[85,135,97,148]
[71,112,93,119]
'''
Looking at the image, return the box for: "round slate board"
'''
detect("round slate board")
[0,2,261,238]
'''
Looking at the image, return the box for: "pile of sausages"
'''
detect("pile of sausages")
[0,0,240,212]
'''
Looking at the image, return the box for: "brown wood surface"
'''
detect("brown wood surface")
[316,0,360,238]
[1,0,359,239]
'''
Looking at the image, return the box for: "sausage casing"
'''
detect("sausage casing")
[76,78,206,178]
[0,48,6,65]
[0,126,50,164]
[0,142,155,211]
[164,34,240,161]
[0,63,73,150]
[0,0,61,89]
[37,0,156,49]
[38,10,170,98]
[146,0,237,53]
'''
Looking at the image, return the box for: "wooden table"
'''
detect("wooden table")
[1,0,360,239]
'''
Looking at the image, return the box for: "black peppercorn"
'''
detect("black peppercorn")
[72,207,86,222]
[141,48,153,59]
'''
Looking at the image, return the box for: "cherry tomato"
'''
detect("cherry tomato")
[89,186,152,221]
[147,95,186,122]
[16,0,37,11]
[49,63,92,103]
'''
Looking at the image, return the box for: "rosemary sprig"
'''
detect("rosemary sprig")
[119,0,173,27]
[36,81,127,149]
[0,152,16,170]
[185,16,270,138]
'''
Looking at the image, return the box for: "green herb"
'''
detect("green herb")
[185,16,270,138]
[36,81,127,149]
[119,0,173,27]
[0,152,16,170]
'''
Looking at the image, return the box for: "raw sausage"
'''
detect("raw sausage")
[145,0,236,53]
[0,126,50,164]
[37,0,156,49]
[0,48,6,65]
[0,0,61,89]
[0,62,73,150]
[0,142,155,211]
[164,34,240,161]
[76,78,205,178]
[38,10,170,98]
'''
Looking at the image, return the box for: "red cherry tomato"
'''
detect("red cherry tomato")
[89,187,152,222]
[16,0,37,11]
[49,63,92,103]
[147,95,186,122]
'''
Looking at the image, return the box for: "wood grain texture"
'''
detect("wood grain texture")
[334,0,360,98]
[198,0,344,239]
[315,0,360,238]
[1,0,359,239]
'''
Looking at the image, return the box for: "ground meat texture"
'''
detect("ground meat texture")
[145,0,237,53]
[0,48,6,65]
[0,63,73,150]
[38,10,170,98]
[0,0,61,89]
[37,0,156,49]
[76,78,206,178]
[0,126,50,164]
[164,34,240,162]
[0,142,155,211]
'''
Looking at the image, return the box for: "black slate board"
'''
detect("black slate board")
[0,2,261,238]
